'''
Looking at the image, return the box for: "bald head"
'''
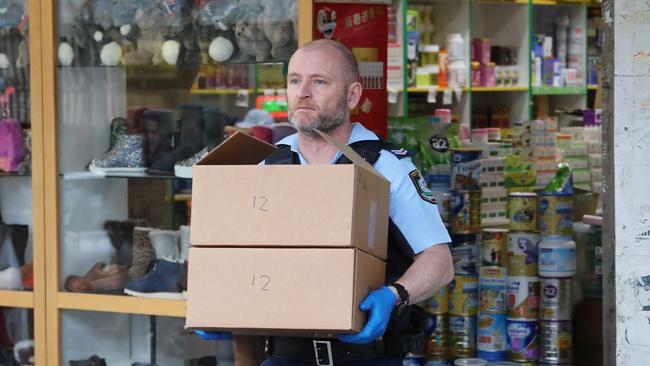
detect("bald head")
[293,39,360,87]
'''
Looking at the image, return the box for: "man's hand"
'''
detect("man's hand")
[194,330,233,341]
[338,286,397,344]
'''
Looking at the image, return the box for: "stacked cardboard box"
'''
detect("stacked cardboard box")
[185,132,389,336]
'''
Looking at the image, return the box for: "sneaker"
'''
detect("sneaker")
[124,259,186,299]
[64,263,129,294]
[69,355,107,366]
[0,267,21,290]
[174,147,207,178]
[88,133,147,176]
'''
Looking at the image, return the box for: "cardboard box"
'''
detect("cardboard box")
[190,131,390,259]
[185,247,385,336]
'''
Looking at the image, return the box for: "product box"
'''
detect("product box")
[185,247,386,335]
[190,131,390,259]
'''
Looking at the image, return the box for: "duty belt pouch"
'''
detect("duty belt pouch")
[383,305,427,357]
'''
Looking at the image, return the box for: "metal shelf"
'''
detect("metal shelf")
[0,290,34,308]
[472,86,530,92]
[57,292,186,318]
[531,86,587,95]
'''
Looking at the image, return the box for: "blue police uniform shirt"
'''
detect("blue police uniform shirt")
[270,122,451,254]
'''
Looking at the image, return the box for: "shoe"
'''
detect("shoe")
[20,262,33,290]
[104,219,148,267]
[11,224,29,266]
[0,118,25,172]
[142,109,174,170]
[88,133,147,175]
[150,105,204,173]
[174,147,207,178]
[179,225,190,262]
[0,267,21,290]
[64,263,128,294]
[129,227,156,279]
[149,229,181,260]
[69,355,107,366]
[124,259,186,299]
[13,339,34,365]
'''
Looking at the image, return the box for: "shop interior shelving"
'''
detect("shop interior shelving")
[0,290,34,308]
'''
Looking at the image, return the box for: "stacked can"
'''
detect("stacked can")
[422,286,450,364]
[449,148,483,360]
[506,192,539,363]
[477,229,508,362]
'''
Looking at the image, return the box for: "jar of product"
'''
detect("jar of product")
[538,237,576,278]
[481,62,496,87]
[446,33,465,61]
[421,44,440,67]
[439,50,449,88]
[435,108,452,123]
[448,60,467,87]
[417,68,432,87]
[471,61,481,86]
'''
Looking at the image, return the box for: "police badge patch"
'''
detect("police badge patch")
[409,170,437,204]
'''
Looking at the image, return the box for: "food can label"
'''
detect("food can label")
[507,320,539,362]
[538,195,573,237]
[451,241,479,275]
[479,267,508,312]
[482,230,508,267]
[540,321,572,364]
[509,195,537,231]
[540,278,572,320]
[449,276,479,316]
[507,233,539,276]
[423,286,449,314]
[539,247,576,274]
[451,149,482,190]
[507,277,539,319]
[478,313,507,352]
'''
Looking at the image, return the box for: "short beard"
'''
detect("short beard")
[290,93,348,139]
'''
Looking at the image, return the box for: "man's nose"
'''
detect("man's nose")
[298,81,312,99]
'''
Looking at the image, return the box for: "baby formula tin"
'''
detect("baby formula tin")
[449,275,479,316]
[451,148,483,191]
[506,319,539,362]
[403,353,426,366]
[509,193,537,231]
[454,358,487,366]
[451,233,479,275]
[538,237,576,278]
[507,232,539,276]
[507,276,539,319]
[424,313,449,357]
[539,278,572,321]
[477,312,508,361]
[538,193,573,237]
[450,315,477,358]
[451,190,482,234]
[479,266,508,313]
[481,228,509,266]
[423,286,449,315]
[539,321,572,364]
[425,360,451,366]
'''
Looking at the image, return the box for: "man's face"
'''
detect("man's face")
[286,48,351,136]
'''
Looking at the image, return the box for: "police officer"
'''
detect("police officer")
[197,39,453,365]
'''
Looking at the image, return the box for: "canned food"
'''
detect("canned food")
[403,353,426,366]
[424,313,449,357]
[451,190,482,234]
[506,319,539,362]
[509,193,537,231]
[425,360,452,366]
[454,358,488,366]
[450,315,477,358]
[539,321,572,364]
[482,229,509,266]
[451,148,483,191]
[507,276,539,319]
[507,232,540,276]
[540,278,572,320]
[538,237,576,278]
[538,193,573,237]
[477,312,507,361]
[479,266,508,313]
[451,234,479,275]
[422,286,449,315]
[449,275,479,316]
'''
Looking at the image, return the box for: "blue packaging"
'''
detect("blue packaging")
[477,312,508,361]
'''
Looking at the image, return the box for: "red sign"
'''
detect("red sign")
[313,3,388,137]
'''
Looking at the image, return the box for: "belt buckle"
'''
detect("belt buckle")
[313,340,333,366]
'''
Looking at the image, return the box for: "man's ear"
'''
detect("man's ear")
[347,81,363,110]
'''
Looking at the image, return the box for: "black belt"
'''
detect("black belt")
[269,336,385,366]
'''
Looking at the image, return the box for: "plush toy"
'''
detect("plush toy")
[57,37,74,66]
[121,4,166,65]
[234,18,271,62]
[209,35,235,63]
[198,0,239,31]
[259,0,297,60]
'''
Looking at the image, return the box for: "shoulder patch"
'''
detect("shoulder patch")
[386,147,409,159]
[409,170,437,205]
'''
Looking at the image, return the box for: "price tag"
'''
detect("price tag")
[387,88,398,104]
[236,89,249,107]
[453,87,463,103]
[427,86,438,104]
[443,89,453,105]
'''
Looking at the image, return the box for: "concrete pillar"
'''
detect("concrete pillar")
[603,0,650,364]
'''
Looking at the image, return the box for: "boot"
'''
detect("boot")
[173,107,226,178]
[123,258,186,299]
[149,229,180,261]
[129,226,155,280]
[179,225,190,262]
[88,133,146,175]
[142,109,174,170]
[11,224,28,266]
[104,219,147,267]
[150,105,204,173]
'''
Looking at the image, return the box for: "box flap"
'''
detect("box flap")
[316,130,387,182]
[196,131,278,166]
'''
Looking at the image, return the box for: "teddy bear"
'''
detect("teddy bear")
[259,0,297,61]
[234,18,271,62]
[121,3,166,65]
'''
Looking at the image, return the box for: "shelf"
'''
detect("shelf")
[532,0,589,5]
[532,86,586,95]
[587,84,599,90]
[0,290,34,308]
[471,86,529,92]
[0,172,30,177]
[57,293,186,318]
[406,87,469,93]
[191,89,253,95]
[472,0,530,4]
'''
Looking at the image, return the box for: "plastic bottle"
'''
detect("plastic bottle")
[446,33,465,61]
[538,237,576,277]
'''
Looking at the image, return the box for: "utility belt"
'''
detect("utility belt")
[267,305,426,365]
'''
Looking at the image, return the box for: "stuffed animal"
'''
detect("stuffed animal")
[234,18,271,62]
[259,0,296,60]
[121,4,166,65]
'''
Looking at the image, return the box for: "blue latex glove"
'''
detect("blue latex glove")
[194,330,233,341]
[338,286,397,344]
